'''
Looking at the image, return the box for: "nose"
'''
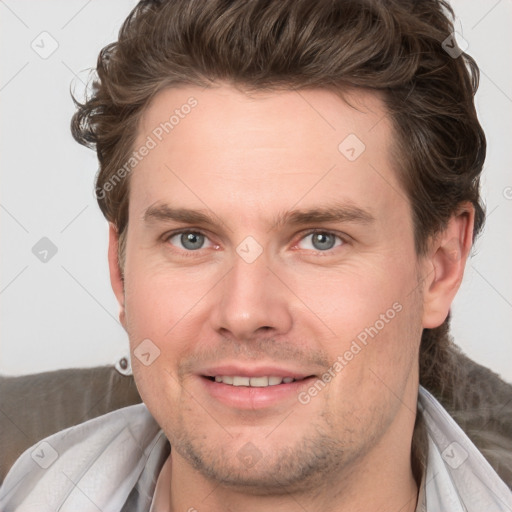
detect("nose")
[209,250,293,343]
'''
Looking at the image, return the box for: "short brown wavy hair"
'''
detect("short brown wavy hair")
[71,0,486,397]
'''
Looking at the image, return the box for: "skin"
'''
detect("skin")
[108,83,474,512]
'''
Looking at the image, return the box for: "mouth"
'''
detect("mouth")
[204,375,311,387]
[199,369,317,409]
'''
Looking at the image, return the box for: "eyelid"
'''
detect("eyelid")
[163,229,217,254]
[292,228,348,253]
[162,228,348,254]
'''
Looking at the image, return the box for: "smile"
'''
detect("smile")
[207,375,305,387]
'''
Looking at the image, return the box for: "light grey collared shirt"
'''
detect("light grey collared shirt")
[0,387,510,511]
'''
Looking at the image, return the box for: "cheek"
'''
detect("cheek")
[290,260,413,335]
[297,260,421,386]
[315,296,421,433]
[123,264,216,407]
[123,260,208,335]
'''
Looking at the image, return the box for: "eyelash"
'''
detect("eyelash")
[162,229,348,257]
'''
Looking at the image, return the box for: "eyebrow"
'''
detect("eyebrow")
[143,202,375,230]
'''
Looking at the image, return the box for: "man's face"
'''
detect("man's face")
[117,84,426,491]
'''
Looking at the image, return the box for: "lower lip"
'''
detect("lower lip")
[200,376,315,410]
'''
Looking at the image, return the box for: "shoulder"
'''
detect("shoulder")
[419,387,512,510]
[0,403,163,512]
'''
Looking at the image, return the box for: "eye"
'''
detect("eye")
[166,231,214,251]
[296,231,344,252]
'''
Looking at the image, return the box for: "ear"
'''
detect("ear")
[108,223,127,329]
[422,203,475,329]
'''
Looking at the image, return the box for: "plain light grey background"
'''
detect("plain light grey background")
[1,0,511,380]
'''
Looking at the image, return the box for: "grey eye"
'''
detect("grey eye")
[169,232,208,251]
[311,233,336,250]
[298,232,343,252]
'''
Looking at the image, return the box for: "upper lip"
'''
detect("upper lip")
[200,364,315,380]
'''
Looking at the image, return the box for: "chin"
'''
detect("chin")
[170,424,356,495]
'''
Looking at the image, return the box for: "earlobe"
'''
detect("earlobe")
[422,204,475,329]
[107,223,127,329]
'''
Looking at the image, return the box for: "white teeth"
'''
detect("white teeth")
[233,376,250,386]
[250,376,269,387]
[212,375,298,387]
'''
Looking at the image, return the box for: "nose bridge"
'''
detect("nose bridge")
[210,246,293,340]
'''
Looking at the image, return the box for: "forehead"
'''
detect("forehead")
[130,83,405,227]
[137,84,391,154]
